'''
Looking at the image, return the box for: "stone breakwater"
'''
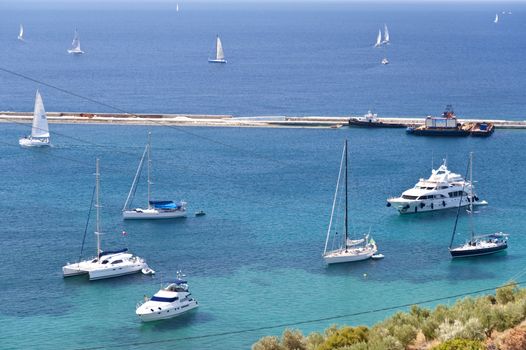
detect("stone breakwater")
[1,112,525,129]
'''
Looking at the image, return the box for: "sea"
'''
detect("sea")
[0,1,525,349]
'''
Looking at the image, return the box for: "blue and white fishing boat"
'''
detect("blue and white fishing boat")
[123,133,187,219]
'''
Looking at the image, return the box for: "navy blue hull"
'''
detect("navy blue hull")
[450,244,507,258]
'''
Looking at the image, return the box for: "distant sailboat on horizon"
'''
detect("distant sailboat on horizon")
[382,24,390,44]
[176,3,180,12]
[494,14,499,24]
[19,90,50,148]
[18,24,24,41]
[208,35,227,63]
[374,29,382,47]
[67,29,84,54]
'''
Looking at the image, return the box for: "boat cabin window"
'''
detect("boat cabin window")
[402,195,418,200]
[151,296,179,303]
[434,194,446,199]
[91,259,98,263]
[111,260,123,265]
[101,260,109,264]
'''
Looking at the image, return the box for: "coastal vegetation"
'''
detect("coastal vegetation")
[252,282,526,350]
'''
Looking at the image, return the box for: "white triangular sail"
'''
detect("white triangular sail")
[68,29,84,53]
[18,24,24,40]
[383,24,390,44]
[32,90,50,138]
[494,14,499,23]
[216,36,225,60]
[374,29,382,47]
[176,3,179,12]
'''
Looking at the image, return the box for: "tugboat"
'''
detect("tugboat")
[348,111,406,128]
[406,105,471,137]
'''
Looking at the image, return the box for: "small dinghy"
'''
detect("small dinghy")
[371,253,384,260]
[142,267,156,275]
[195,210,206,217]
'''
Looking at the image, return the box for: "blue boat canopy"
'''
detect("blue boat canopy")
[99,248,128,258]
[149,200,181,209]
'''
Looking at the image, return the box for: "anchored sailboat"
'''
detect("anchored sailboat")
[323,140,378,264]
[63,159,151,280]
[18,24,24,41]
[67,29,84,54]
[19,90,50,148]
[208,35,227,63]
[449,153,508,258]
[494,14,499,24]
[123,133,187,219]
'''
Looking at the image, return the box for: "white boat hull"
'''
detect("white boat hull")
[122,208,187,220]
[324,246,377,264]
[68,49,84,54]
[387,197,487,214]
[89,262,146,280]
[63,254,148,280]
[208,59,227,64]
[136,300,198,322]
[19,137,50,147]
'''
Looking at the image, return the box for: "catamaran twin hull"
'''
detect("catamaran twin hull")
[122,208,187,219]
[387,197,487,214]
[63,261,147,280]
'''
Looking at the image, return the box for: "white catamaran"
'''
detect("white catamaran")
[123,133,187,219]
[19,90,50,148]
[67,29,84,54]
[323,140,378,264]
[63,159,151,280]
[208,35,227,63]
[18,24,24,41]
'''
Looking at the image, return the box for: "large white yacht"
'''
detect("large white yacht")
[62,159,151,280]
[136,277,199,322]
[387,160,487,214]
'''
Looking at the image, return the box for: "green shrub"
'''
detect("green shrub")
[431,338,484,350]
[252,336,285,350]
[496,282,518,305]
[367,327,404,350]
[281,329,306,350]
[305,332,325,350]
[317,326,369,350]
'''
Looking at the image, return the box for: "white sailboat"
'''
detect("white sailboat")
[122,133,187,219]
[18,24,24,41]
[67,29,84,54]
[208,35,227,63]
[176,3,180,12]
[382,24,390,44]
[63,159,151,280]
[323,140,378,264]
[494,14,499,24]
[374,29,382,47]
[19,90,50,148]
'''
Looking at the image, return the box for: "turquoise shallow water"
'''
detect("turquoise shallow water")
[0,2,525,350]
[1,123,525,349]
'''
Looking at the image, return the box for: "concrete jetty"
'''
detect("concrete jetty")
[0,111,525,129]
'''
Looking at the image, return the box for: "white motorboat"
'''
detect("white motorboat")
[67,29,84,54]
[18,24,24,41]
[122,133,187,220]
[381,58,389,65]
[19,90,50,148]
[449,153,508,258]
[374,29,382,47]
[208,35,227,63]
[323,140,378,264]
[63,159,150,280]
[136,277,199,322]
[387,159,487,214]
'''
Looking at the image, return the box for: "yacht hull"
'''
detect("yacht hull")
[208,59,227,64]
[123,209,187,220]
[387,198,487,214]
[89,263,146,280]
[450,244,507,258]
[137,301,199,322]
[19,138,50,147]
[323,246,377,264]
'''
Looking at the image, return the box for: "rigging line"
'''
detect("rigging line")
[79,185,96,262]
[0,66,289,166]
[71,280,526,350]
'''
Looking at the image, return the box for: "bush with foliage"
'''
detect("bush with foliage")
[430,338,484,350]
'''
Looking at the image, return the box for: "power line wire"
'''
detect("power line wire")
[71,280,525,350]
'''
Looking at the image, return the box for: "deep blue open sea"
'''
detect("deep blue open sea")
[0,2,525,350]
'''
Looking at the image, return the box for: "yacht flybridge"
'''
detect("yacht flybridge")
[136,275,199,322]
[62,159,150,280]
[387,160,487,214]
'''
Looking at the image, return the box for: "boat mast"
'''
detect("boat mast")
[344,139,349,251]
[147,132,152,209]
[95,159,102,258]
[449,156,471,249]
[469,152,474,240]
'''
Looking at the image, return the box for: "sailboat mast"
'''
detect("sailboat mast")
[147,132,152,209]
[469,152,474,240]
[95,159,102,258]
[344,139,349,249]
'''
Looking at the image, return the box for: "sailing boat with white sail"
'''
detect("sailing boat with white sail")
[449,153,508,258]
[63,159,151,280]
[374,29,382,47]
[176,3,180,12]
[18,24,24,41]
[494,14,499,24]
[208,35,227,63]
[123,133,187,219]
[67,29,84,54]
[19,90,50,148]
[382,24,390,44]
[323,140,378,264]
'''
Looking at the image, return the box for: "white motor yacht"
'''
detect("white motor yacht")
[136,278,199,322]
[63,159,151,280]
[387,160,487,214]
